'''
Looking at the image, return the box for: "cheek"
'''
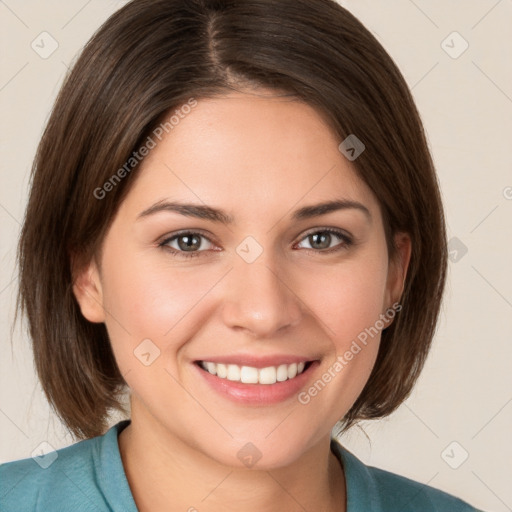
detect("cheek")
[100,250,226,365]
[302,253,389,348]
[293,252,388,413]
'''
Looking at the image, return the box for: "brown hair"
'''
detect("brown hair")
[17,0,447,439]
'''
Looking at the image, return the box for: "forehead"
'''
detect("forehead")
[122,91,381,222]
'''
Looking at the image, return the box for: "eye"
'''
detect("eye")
[159,231,216,258]
[158,228,353,259]
[295,228,353,253]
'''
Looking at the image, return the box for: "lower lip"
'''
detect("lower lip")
[194,361,319,405]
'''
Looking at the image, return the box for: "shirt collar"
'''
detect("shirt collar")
[106,421,383,512]
[330,437,384,512]
[99,420,139,511]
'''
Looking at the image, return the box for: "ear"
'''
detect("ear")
[384,231,411,313]
[71,255,106,323]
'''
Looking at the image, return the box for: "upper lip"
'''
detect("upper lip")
[195,354,318,368]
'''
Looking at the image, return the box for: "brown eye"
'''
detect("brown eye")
[308,232,332,250]
[176,234,202,251]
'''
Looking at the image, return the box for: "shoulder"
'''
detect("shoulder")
[0,434,104,512]
[368,463,481,511]
[0,421,134,512]
[331,440,484,512]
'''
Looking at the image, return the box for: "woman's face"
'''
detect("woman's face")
[75,90,409,468]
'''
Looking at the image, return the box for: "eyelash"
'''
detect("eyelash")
[158,228,353,259]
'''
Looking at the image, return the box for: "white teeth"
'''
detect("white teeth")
[259,366,276,385]
[216,363,227,379]
[276,364,288,382]
[227,364,240,381]
[205,362,217,375]
[240,366,259,384]
[199,361,309,384]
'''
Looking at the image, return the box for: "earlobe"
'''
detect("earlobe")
[71,256,106,323]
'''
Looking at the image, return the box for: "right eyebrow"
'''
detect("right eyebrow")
[137,200,234,225]
[136,198,372,225]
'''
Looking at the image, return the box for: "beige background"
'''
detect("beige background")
[1,1,511,510]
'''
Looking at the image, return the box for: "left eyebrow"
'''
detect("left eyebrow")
[292,199,372,222]
[136,198,371,224]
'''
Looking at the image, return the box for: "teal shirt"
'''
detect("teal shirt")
[0,420,483,511]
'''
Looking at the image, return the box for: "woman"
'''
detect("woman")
[0,0,483,510]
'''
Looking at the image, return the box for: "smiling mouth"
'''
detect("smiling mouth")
[196,361,314,385]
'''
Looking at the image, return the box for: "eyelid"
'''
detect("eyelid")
[158,226,354,258]
[158,228,217,246]
[298,226,352,241]
[294,227,353,250]
[158,227,352,245]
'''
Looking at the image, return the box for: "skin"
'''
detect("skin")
[73,89,411,512]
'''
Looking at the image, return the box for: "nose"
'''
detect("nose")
[220,255,303,338]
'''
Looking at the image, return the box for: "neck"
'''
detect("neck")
[118,400,346,512]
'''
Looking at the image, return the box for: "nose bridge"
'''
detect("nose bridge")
[221,248,303,337]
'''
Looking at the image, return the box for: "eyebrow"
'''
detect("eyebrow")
[137,199,371,224]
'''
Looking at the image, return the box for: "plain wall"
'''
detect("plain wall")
[0,1,511,511]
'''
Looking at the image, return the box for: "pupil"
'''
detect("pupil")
[310,232,331,249]
[178,235,200,251]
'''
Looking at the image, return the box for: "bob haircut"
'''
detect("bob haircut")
[17,0,447,439]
